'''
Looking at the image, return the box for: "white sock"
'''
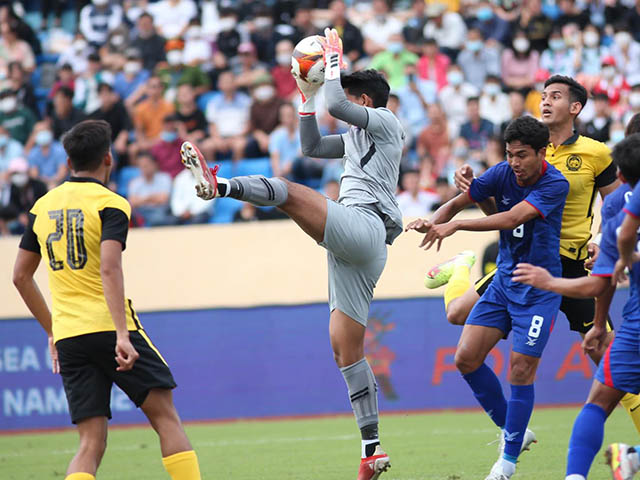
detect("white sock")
[500,457,516,477]
[565,475,586,480]
[630,447,640,471]
[361,439,379,458]
[216,177,230,197]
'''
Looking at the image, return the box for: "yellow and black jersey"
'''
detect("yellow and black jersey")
[19,177,142,342]
[546,133,616,261]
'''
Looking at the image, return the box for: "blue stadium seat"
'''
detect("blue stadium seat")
[234,158,272,178]
[209,197,242,224]
[116,167,141,198]
[197,91,217,113]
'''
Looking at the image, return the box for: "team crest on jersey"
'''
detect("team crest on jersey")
[566,155,582,171]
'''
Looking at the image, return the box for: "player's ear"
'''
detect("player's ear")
[104,150,113,167]
[66,157,73,171]
[569,101,582,117]
[361,93,372,107]
[618,169,627,184]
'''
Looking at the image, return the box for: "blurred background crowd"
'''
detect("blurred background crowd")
[0,0,639,234]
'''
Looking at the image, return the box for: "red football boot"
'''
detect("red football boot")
[180,141,219,200]
[357,446,390,480]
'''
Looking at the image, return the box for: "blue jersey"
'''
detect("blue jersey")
[624,181,640,219]
[592,208,640,323]
[469,161,569,304]
[601,183,632,220]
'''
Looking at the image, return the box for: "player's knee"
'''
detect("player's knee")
[454,349,481,374]
[509,358,537,384]
[446,304,466,326]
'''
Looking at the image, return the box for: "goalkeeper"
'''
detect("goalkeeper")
[180,28,404,480]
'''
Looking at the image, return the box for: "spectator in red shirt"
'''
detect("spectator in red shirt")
[271,39,297,101]
[416,37,449,91]
[150,114,184,178]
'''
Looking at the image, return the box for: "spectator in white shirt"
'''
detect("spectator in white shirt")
[423,3,467,61]
[479,75,512,126]
[438,64,479,135]
[396,169,439,217]
[361,0,403,56]
[128,152,175,227]
[148,0,197,40]
[170,168,213,224]
[203,70,251,161]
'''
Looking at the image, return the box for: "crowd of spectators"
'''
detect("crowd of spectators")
[1,0,640,233]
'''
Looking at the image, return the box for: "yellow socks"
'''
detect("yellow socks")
[162,450,201,480]
[444,264,471,310]
[65,474,95,480]
[620,393,640,435]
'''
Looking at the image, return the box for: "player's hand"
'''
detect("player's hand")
[582,325,607,355]
[584,242,599,270]
[422,222,457,251]
[405,218,432,233]
[511,263,553,290]
[454,164,475,193]
[115,335,139,372]
[293,79,321,104]
[318,28,346,70]
[48,335,59,374]
[612,257,630,285]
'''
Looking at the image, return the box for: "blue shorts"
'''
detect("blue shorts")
[596,321,640,394]
[467,282,561,358]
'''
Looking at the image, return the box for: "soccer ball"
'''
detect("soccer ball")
[291,35,325,86]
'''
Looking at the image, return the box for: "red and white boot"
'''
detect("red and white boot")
[357,446,390,480]
[180,141,219,200]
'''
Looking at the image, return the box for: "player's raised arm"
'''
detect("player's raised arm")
[511,263,610,298]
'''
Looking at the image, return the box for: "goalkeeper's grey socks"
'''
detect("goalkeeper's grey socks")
[217,176,288,207]
[340,358,380,457]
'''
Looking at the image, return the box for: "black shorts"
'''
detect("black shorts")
[474,257,614,333]
[56,330,176,424]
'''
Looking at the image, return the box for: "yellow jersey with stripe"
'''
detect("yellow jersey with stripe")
[19,177,142,342]
[546,133,616,260]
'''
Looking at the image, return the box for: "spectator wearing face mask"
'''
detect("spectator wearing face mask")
[150,114,184,178]
[131,12,166,72]
[608,120,626,148]
[361,0,403,56]
[623,77,640,126]
[610,30,640,78]
[576,25,608,76]
[540,29,576,76]
[182,21,212,68]
[170,168,213,225]
[27,126,68,189]
[113,51,149,101]
[0,125,22,175]
[501,30,540,90]
[581,92,612,143]
[456,28,500,91]
[370,34,419,89]
[215,9,241,59]
[438,64,479,135]
[592,56,630,107]
[416,37,450,91]
[271,40,298,101]
[469,2,511,45]
[156,40,211,98]
[128,151,175,227]
[0,157,46,235]
[56,34,91,76]
[423,2,467,61]
[479,76,511,126]
[73,53,106,114]
[0,88,35,145]
[246,75,284,158]
[148,0,197,40]
[79,0,123,48]
[515,0,552,52]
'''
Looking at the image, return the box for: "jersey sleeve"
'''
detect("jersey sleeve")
[524,175,569,219]
[591,218,618,277]
[100,195,131,250]
[624,181,640,219]
[365,108,404,143]
[593,142,615,184]
[18,212,40,254]
[595,162,616,188]
[468,164,500,203]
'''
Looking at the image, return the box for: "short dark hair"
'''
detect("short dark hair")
[467,96,480,105]
[504,116,550,152]
[56,85,74,100]
[340,69,390,108]
[626,113,640,136]
[613,133,640,187]
[544,75,588,112]
[62,120,112,172]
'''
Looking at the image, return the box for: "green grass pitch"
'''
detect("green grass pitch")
[0,406,633,479]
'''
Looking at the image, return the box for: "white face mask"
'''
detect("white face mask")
[218,17,237,32]
[484,83,501,96]
[276,53,291,66]
[92,0,108,6]
[513,37,529,53]
[254,17,272,30]
[602,66,616,79]
[583,31,599,48]
[615,32,632,48]
[630,92,640,109]
[0,97,17,112]
[35,130,53,146]
[254,85,275,101]
[74,39,87,52]
[185,26,201,40]
[11,172,28,187]
[167,50,183,66]
[111,34,125,47]
[124,61,141,75]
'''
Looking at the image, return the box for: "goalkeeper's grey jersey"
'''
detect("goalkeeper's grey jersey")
[339,107,405,244]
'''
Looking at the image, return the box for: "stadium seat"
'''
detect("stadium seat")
[209,197,242,224]
[234,158,272,178]
[116,166,141,198]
